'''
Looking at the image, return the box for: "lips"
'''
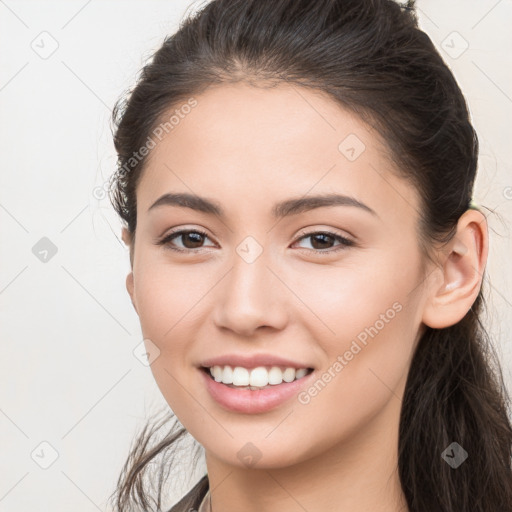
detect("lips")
[199,353,314,371]
[200,365,316,414]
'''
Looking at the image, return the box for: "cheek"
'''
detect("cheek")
[291,251,414,333]
[289,276,417,452]
[293,252,420,389]
[133,252,210,342]
[133,259,204,413]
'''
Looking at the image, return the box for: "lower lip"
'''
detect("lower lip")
[199,368,315,414]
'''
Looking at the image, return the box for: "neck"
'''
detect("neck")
[204,382,409,512]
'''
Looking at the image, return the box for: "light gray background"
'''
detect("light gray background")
[1,1,511,510]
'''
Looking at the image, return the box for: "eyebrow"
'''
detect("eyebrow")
[148,192,378,218]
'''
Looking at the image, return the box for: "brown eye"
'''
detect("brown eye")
[293,231,354,255]
[158,229,215,253]
[308,233,336,250]
[177,231,206,249]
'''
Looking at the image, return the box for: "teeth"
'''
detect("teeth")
[268,367,283,385]
[208,365,310,388]
[233,366,249,386]
[249,367,268,387]
[295,368,308,379]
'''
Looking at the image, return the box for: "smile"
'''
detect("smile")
[203,365,313,389]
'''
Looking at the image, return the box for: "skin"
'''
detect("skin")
[122,83,488,512]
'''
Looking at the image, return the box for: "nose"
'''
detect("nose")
[212,251,288,337]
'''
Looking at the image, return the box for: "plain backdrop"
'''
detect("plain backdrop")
[1,0,511,510]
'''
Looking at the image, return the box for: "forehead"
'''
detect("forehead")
[137,82,420,230]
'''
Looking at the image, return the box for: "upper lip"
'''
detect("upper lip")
[200,353,314,370]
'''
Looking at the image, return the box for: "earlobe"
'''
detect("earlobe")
[122,227,135,269]
[121,227,137,313]
[421,209,488,329]
[126,271,138,315]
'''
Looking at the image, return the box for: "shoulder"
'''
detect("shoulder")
[167,474,209,512]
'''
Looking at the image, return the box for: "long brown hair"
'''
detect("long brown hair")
[107,0,512,510]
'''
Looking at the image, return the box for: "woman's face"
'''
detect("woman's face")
[126,82,431,469]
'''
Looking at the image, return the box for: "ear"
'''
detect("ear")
[422,208,488,329]
[121,227,132,247]
[125,271,138,315]
[121,227,138,315]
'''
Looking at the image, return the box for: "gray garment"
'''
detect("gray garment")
[167,474,209,512]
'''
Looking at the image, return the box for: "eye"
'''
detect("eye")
[157,229,216,253]
[156,228,354,255]
[292,230,354,255]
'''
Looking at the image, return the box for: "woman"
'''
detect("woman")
[107,0,512,510]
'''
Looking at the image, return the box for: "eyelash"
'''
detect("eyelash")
[157,228,355,255]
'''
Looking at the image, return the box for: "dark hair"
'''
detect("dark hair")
[107,0,512,510]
